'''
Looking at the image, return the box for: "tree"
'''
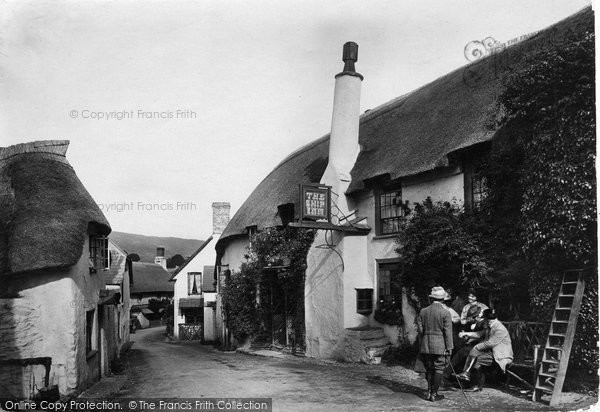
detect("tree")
[167,254,185,268]
[395,198,491,309]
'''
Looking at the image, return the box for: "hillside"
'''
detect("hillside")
[109,231,204,262]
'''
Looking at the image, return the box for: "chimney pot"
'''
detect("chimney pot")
[342,42,359,73]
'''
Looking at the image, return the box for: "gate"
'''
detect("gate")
[266,271,305,352]
[179,324,203,341]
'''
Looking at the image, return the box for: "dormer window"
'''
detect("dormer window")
[89,236,108,273]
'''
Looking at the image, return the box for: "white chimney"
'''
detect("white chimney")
[321,42,363,214]
[155,246,167,269]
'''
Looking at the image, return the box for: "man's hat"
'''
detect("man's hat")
[429,286,447,300]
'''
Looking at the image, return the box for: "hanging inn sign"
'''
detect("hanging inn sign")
[300,183,331,222]
[290,183,370,234]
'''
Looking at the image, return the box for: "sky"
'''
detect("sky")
[0,0,592,239]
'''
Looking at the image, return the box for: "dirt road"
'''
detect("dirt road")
[108,327,591,411]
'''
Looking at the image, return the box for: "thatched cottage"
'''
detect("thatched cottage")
[130,261,173,308]
[0,140,120,398]
[214,8,592,360]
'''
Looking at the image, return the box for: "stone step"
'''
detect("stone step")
[363,336,391,349]
[366,345,390,358]
[345,327,385,340]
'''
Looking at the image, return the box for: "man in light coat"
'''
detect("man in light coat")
[418,286,453,402]
[455,309,514,391]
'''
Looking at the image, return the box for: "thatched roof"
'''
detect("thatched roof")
[220,138,328,244]
[0,140,111,276]
[130,262,174,294]
[217,8,592,249]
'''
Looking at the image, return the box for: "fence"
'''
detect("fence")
[503,321,549,365]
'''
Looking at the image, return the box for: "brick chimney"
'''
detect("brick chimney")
[321,42,363,214]
[212,202,231,236]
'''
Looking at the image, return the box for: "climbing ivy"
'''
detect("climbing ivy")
[394,198,491,310]
[221,227,315,345]
[494,22,597,372]
[395,20,596,374]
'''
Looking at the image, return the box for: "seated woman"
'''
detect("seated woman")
[453,309,514,392]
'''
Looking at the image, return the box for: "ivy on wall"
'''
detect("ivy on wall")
[394,20,596,374]
[221,227,315,345]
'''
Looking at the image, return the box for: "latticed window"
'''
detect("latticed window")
[472,173,488,209]
[188,272,202,295]
[89,236,108,272]
[377,188,405,235]
[378,263,402,307]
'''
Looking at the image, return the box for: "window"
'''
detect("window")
[472,173,488,209]
[188,272,202,295]
[356,289,373,315]
[86,309,95,354]
[464,161,489,211]
[376,188,406,235]
[89,236,109,272]
[378,263,402,307]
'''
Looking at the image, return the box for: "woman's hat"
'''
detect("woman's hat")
[466,305,480,318]
[429,286,447,300]
[482,308,497,320]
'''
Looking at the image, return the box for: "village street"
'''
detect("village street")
[94,327,570,412]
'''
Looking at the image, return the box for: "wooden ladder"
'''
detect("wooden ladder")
[533,269,585,406]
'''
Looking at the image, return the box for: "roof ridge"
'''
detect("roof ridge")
[0,140,70,161]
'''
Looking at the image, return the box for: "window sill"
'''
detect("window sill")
[86,350,97,360]
[373,233,400,240]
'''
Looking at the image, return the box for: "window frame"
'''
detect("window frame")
[85,309,96,356]
[375,186,406,235]
[464,161,489,211]
[377,261,403,309]
[356,288,374,315]
[188,272,202,295]
[89,236,109,272]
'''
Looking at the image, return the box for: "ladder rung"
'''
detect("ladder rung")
[538,371,557,378]
[552,320,568,323]
[559,294,575,297]
[546,346,563,351]
[542,359,559,365]
[555,307,571,311]
[562,281,578,284]
[549,333,565,337]
[535,384,554,393]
